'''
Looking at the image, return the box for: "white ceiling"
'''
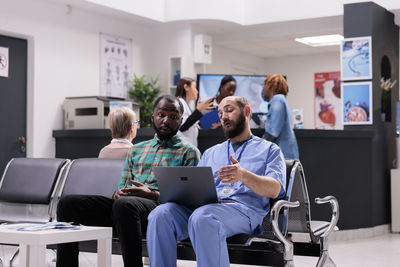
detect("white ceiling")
[54,0,400,59]
[191,16,343,58]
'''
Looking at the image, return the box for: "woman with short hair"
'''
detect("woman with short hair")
[262,74,299,159]
[98,106,138,159]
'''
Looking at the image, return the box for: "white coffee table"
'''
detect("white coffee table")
[0,224,112,267]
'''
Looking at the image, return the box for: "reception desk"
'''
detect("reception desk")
[53,128,389,230]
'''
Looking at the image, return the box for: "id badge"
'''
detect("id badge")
[220,185,234,197]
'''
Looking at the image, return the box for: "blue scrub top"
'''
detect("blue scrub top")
[264,94,299,160]
[198,136,286,232]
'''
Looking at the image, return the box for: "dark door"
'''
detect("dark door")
[0,35,27,175]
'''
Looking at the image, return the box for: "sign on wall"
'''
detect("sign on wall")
[314,72,343,129]
[0,46,9,78]
[342,81,373,125]
[341,36,372,81]
[99,33,132,99]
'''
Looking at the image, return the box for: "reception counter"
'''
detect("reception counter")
[53,128,389,230]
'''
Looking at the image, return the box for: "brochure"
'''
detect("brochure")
[7,222,81,231]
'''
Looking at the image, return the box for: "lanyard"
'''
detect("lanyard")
[227,135,253,165]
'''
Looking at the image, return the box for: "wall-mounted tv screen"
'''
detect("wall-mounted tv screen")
[197,74,268,128]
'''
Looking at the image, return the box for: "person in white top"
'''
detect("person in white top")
[175,77,214,147]
[98,106,139,159]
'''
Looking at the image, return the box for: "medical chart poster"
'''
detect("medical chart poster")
[0,46,9,78]
[340,36,372,81]
[99,33,132,99]
[314,71,343,129]
[342,82,373,125]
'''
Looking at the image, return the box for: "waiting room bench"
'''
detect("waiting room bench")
[0,157,339,266]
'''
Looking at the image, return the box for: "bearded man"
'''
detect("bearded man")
[146,96,286,267]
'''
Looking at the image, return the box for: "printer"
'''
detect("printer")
[63,96,140,129]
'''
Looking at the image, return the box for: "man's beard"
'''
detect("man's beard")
[222,112,246,139]
[153,121,179,141]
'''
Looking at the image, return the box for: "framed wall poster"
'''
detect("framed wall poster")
[0,46,9,78]
[99,33,132,99]
[340,36,372,81]
[342,81,373,125]
[314,71,343,129]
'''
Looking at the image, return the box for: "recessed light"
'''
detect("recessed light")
[295,34,344,47]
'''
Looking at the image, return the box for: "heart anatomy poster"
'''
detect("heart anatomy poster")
[314,72,343,129]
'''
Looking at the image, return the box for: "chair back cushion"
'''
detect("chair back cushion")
[61,158,124,198]
[260,159,298,238]
[287,162,312,233]
[0,158,67,204]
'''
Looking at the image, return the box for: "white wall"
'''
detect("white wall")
[144,22,194,94]
[1,0,153,157]
[263,52,340,129]
[200,44,267,75]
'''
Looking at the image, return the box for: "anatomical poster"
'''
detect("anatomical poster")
[100,33,132,99]
[341,36,372,81]
[0,46,9,78]
[314,72,343,129]
[342,82,372,125]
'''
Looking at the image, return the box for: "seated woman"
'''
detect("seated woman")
[98,106,138,159]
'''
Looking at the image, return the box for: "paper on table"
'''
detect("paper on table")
[7,222,81,231]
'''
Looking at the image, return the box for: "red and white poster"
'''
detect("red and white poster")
[314,72,343,129]
[0,47,9,78]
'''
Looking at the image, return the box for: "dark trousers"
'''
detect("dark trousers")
[56,195,157,267]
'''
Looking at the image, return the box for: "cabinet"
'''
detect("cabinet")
[169,56,194,95]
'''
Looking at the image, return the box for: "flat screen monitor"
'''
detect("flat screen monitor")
[197,74,268,128]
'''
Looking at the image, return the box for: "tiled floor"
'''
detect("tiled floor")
[1,233,400,266]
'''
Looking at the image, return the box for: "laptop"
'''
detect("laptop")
[153,166,218,207]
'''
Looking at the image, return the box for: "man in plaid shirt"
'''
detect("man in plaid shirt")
[57,95,201,267]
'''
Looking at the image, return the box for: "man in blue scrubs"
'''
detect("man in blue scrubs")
[146,96,286,267]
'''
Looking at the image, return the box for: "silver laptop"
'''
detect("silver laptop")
[153,166,218,207]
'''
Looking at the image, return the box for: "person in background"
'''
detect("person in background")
[262,74,299,159]
[215,75,237,105]
[98,106,139,159]
[56,95,201,267]
[210,75,237,129]
[146,96,286,267]
[175,77,214,147]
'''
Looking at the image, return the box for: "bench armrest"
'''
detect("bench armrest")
[314,196,339,238]
[271,200,299,262]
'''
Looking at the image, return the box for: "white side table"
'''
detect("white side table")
[0,224,112,267]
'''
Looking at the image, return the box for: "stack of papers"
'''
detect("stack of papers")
[7,222,81,231]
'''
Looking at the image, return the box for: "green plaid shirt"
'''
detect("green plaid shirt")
[118,134,201,190]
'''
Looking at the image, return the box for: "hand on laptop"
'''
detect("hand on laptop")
[217,155,246,183]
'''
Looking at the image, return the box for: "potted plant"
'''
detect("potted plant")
[380,77,397,122]
[128,74,161,128]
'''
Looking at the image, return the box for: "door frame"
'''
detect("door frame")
[0,29,34,157]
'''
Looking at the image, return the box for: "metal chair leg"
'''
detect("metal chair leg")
[9,247,19,267]
[316,250,336,267]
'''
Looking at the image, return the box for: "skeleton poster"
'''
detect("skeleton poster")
[100,33,132,99]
